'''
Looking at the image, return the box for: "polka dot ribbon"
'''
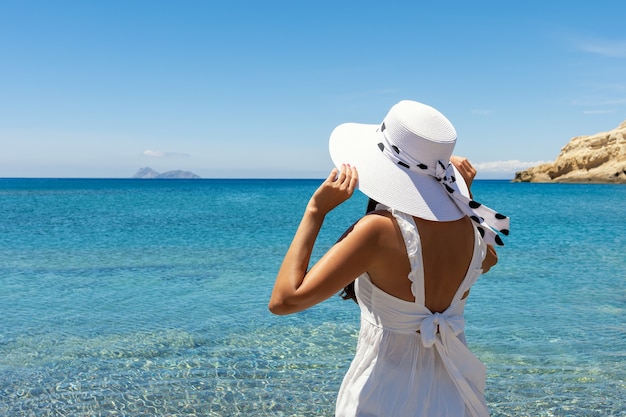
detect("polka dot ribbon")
[378,133,510,246]
[434,161,509,246]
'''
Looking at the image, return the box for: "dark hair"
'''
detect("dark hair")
[340,198,379,303]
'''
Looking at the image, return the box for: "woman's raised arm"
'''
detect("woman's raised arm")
[269,165,371,315]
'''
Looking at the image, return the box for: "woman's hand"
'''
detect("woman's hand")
[307,165,358,216]
[481,245,498,273]
[450,156,477,190]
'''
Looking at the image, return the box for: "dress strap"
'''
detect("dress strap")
[451,224,488,304]
[385,206,425,306]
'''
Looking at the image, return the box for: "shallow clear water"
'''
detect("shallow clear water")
[0,179,624,416]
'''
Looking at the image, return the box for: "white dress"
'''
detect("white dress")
[335,209,490,417]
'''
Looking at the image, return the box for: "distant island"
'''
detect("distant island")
[514,119,626,183]
[133,167,201,179]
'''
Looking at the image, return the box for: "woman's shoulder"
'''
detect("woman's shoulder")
[348,209,407,249]
[358,209,396,228]
[337,210,396,243]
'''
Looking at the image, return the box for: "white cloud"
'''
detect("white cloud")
[471,109,494,116]
[582,109,616,115]
[143,150,190,158]
[571,97,626,107]
[473,160,550,173]
[578,38,626,58]
[143,150,165,157]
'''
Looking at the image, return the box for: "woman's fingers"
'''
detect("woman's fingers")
[335,164,356,192]
[348,165,358,192]
[326,168,339,183]
[450,156,476,188]
[337,165,347,181]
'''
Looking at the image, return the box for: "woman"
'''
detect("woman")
[269,100,509,416]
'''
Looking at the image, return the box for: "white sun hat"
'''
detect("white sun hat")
[329,100,509,246]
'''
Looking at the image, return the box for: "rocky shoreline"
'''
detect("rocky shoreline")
[514,120,626,183]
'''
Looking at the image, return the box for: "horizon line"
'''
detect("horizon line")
[0,176,516,181]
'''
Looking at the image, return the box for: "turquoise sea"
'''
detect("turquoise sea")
[0,178,624,416]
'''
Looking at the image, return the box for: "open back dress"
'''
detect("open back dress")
[335,208,490,417]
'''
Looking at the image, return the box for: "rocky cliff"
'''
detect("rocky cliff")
[513,120,626,183]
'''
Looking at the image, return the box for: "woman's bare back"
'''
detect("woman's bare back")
[366,211,476,313]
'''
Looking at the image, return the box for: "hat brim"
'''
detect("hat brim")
[329,122,470,221]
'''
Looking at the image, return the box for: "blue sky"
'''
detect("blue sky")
[1,1,625,179]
